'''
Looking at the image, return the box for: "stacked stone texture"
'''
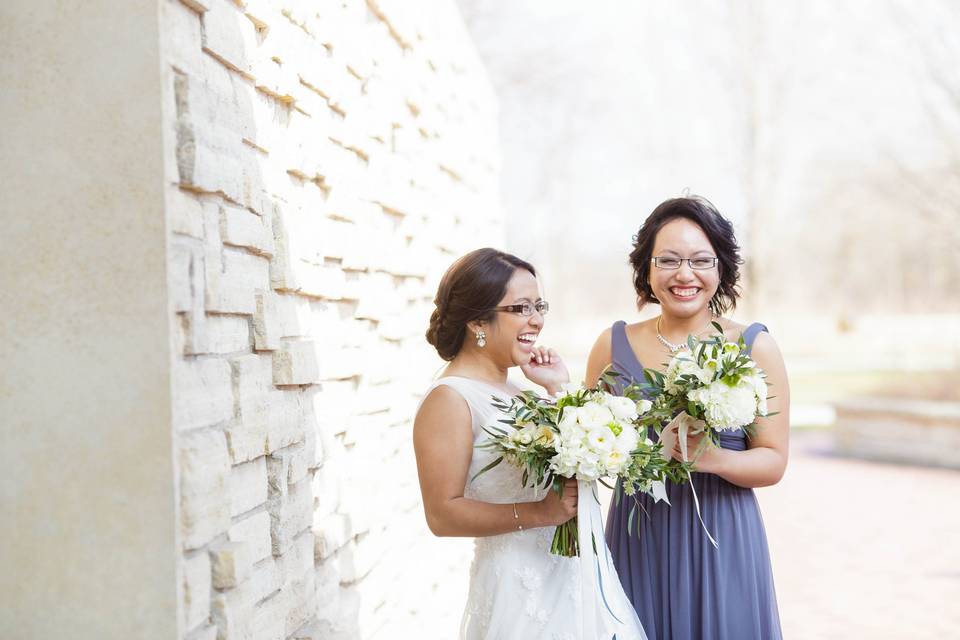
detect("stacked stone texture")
[161,0,501,637]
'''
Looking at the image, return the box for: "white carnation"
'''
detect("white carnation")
[688,380,759,431]
[576,453,601,481]
[549,449,578,477]
[747,373,769,415]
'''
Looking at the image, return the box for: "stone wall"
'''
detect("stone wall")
[1,2,178,638]
[161,0,501,638]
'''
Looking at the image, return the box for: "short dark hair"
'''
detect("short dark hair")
[426,248,536,361]
[629,196,743,315]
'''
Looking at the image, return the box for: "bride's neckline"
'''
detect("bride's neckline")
[437,375,518,396]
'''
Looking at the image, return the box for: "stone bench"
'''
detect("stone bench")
[833,397,960,470]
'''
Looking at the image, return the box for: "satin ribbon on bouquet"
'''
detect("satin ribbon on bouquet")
[659,412,719,548]
[576,480,649,640]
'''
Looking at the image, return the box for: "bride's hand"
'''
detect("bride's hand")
[536,478,578,526]
[519,345,569,396]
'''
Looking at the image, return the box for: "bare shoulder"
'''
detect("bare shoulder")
[750,329,783,361]
[586,325,615,386]
[589,326,614,360]
[414,383,470,431]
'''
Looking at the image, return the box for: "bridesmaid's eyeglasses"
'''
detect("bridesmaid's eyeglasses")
[651,256,718,270]
[489,301,550,316]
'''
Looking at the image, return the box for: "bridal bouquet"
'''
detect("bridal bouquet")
[474,375,674,556]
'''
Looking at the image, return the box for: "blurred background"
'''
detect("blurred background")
[459,0,960,377]
[4,1,957,638]
[452,2,960,637]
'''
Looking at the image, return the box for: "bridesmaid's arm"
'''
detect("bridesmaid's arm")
[584,328,613,388]
[413,385,577,537]
[690,331,790,488]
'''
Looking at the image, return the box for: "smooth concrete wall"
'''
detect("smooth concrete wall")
[0,2,177,638]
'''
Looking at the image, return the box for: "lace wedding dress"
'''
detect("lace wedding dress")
[423,376,647,640]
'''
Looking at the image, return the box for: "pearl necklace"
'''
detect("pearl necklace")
[656,314,718,353]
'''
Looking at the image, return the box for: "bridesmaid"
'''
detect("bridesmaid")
[585,196,789,639]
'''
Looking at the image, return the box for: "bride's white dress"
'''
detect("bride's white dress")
[424,376,647,640]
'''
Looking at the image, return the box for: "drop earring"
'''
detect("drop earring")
[475,329,486,348]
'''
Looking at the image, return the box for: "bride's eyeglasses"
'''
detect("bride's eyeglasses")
[651,256,718,270]
[489,301,550,316]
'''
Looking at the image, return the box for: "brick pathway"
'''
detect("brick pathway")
[758,431,960,639]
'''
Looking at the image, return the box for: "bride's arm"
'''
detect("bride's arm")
[413,385,577,537]
[680,331,791,488]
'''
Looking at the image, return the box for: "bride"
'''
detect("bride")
[413,248,647,639]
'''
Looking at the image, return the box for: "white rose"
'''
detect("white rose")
[665,352,699,395]
[579,401,614,430]
[559,415,587,445]
[510,425,537,446]
[602,394,640,422]
[534,424,556,446]
[559,406,581,431]
[560,381,585,395]
[603,449,628,475]
[614,426,639,454]
[720,342,740,363]
[586,426,615,454]
[697,358,719,384]
[636,398,653,415]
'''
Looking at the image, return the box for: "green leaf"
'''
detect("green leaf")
[469,456,503,482]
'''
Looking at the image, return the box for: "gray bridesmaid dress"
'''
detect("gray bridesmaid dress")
[605,320,782,640]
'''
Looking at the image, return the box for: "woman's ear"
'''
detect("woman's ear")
[466,320,482,335]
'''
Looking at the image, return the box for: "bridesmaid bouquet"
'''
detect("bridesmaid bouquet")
[636,323,775,546]
[474,374,675,556]
[640,322,773,457]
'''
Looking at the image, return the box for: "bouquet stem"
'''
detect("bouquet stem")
[550,517,579,556]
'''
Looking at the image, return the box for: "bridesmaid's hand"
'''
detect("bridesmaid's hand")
[672,428,725,474]
[519,346,569,396]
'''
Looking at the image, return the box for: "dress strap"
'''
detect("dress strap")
[610,320,630,356]
[741,322,769,354]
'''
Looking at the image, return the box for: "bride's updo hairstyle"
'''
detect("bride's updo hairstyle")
[629,196,743,315]
[426,248,536,361]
